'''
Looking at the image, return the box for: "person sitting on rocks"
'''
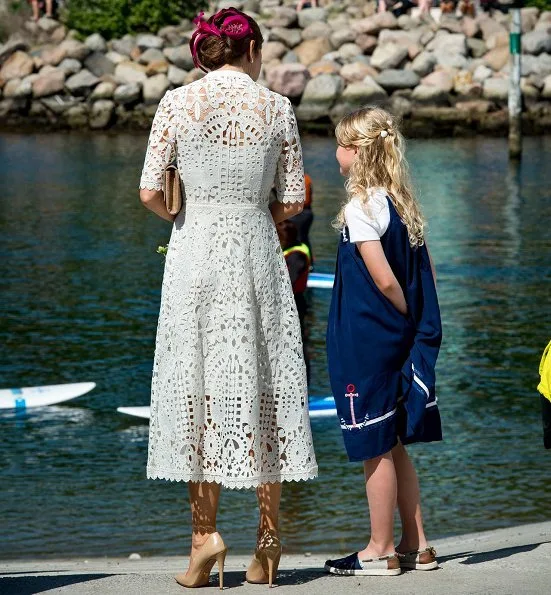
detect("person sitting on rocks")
[458,0,475,17]
[29,0,54,21]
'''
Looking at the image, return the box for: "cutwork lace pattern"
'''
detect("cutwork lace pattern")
[139,71,317,488]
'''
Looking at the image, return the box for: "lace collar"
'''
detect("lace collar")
[206,69,252,80]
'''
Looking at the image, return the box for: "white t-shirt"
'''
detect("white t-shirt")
[344,189,390,242]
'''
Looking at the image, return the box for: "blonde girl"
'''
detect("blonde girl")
[325,107,442,577]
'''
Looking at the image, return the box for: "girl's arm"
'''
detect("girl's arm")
[357,240,408,315]
[139,189,176,223]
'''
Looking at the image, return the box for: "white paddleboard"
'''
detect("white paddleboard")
[118,397,337,421]
[0,382,96,410]
[307,272,334,290]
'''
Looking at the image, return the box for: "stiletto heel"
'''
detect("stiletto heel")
[216,550,226,590]
[175,532,227,589]
[245,528,282,587]
[266,550,281,588]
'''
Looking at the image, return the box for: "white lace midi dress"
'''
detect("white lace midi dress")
[139,69,318,489]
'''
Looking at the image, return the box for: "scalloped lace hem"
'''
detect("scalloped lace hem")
[146,466,318,489]
[278,193,305,204]
[139,182,163,191]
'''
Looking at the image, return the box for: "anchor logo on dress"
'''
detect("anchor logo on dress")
[345,383,359,427]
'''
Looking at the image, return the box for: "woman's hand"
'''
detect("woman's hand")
[270,200,303,224]
[357,240,408,316]
[139,189,176,223]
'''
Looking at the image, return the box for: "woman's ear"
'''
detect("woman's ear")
[248,39,256,63]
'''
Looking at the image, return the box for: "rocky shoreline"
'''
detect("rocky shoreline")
[1,1,551,136]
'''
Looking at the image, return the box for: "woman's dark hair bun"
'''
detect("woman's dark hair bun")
[194,9,263,72]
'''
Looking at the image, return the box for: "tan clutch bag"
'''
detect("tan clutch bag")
[163,163,183,216]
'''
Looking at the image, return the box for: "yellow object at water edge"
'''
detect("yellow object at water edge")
[537,340,551,402]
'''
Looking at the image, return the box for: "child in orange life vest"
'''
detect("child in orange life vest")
[290,173,314,267]
[277,219,312,381]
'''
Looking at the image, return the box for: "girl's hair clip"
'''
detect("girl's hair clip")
[380,130,388,138]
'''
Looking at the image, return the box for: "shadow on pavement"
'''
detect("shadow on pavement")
[438,541,549,566]
[0,573,114,595]
[214,568,326,588]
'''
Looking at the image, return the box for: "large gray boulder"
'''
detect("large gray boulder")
[426,33,467,55]
[483,46,509,71]
[523,31,551,55]
[90,81,116,100]
[114,82,141,104]
[376,69,419,91]
[85,33,107,53]
[330,28,356,49]
[111,36,136,57]
[84,52,115,77]
[262,41,288,62]
[138,48,166,65]
[115,61,147,84]
[542,74,551,99]
[168,65,188,86]
[467,38,488,59]
[434,48,468,69]
[330,77,387,123]
[136,34,164,51]
[478,17,508,42]
[482,77,508,101]
[411,84,449,104]
[302,21,332,42]
[90,100,115,129]
[0,39,29,66]
[163,45,194,70]
[266,7,297,28]
[0,51,34,81]
[296,74,343,121]
[59,39,90,61]
[143,73,170,104]
[352,12,398,35]
[58,58,82,76]
[40,94,81,114]
[270,27,302,48]
[411,51,436,77]
[65,69,100,96]
[337,43,363,63]
[298,8,327,29]
[340,62,377,83]
[370,43,408,70]
[266,63,310,98]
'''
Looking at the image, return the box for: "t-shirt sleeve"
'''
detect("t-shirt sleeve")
[345,192,390,242]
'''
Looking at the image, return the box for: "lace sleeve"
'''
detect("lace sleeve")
[275,98,305,204]
[139,91,177,191]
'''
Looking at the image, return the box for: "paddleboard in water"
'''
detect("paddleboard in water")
[118,397,337,421]
[307,272,334,290]
[0,382,96,410]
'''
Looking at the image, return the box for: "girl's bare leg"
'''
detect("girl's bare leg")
[392,442,429,552]
[358,451,397,559]
[257,482,281,532]
[31,0,39,21]
[188,481,221,565]
[45,0,53,17]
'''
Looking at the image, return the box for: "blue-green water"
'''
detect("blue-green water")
[1,133,550,559]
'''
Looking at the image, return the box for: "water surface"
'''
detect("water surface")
[1,132,550,559]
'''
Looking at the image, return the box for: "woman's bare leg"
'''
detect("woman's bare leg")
[392,442,429,552]
[257,482,281,532]
[358,452,397,559]
[188,481,221,565]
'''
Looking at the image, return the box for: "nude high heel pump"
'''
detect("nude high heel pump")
[175,532,227,589]
[245,529,282,588]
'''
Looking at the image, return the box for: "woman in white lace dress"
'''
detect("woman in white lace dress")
[139,8,317,589]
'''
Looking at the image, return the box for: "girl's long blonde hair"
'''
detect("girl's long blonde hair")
[335,107,425,248]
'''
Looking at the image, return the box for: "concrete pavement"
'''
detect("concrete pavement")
[1,521,550,594]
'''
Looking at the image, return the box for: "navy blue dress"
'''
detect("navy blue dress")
[326,197,442,462]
